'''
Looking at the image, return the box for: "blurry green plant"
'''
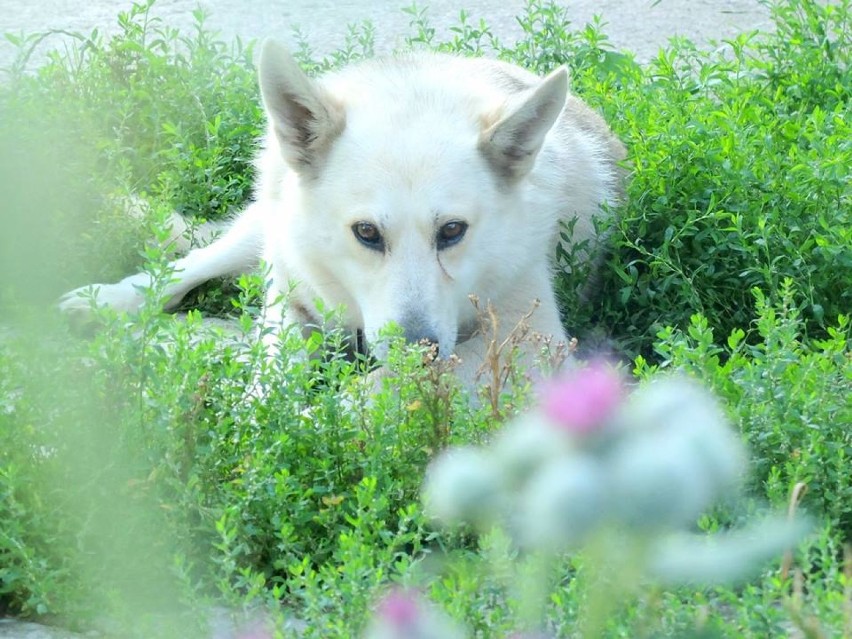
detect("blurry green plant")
[418,362,808,638]
[0,0,850,637]
[0,0,261,306]
[637,280,851,538]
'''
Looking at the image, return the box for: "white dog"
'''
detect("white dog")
[60,41,626,386]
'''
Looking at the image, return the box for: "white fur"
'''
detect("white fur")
[60,42,625,388]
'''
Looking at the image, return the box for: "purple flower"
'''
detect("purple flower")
[365,589,467,639]
[539,361,623,434]
[377,589,420,627]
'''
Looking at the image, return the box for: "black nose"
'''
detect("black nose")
[400,316,439,354]
[404,329,439,352]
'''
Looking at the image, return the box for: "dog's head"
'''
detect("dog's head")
[258,41,567,357]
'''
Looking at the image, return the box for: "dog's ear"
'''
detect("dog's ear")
[258,39,346,172]
[479,66,568,180]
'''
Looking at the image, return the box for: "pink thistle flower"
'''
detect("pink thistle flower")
[539,360,623,434]
[377,589,420,627]
[366,588,467,639]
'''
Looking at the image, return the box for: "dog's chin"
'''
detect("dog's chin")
[366,341,457,366]
[363,328,460,362]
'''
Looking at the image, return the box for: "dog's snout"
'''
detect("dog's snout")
[403,327,439,350]
[400,315,440,353]
[408,332,440,360]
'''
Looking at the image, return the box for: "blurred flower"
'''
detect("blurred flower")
[648,515,811,585]
[518,455,607,550]
[608,432,718,529]
[409,369,805,635]
[422,446,504,528]
[607,377,747,529]
[491,415,568,488]
[539,360,623,435]
[653,379,747,491]
[378,590,421,627]
[364,589,466,639]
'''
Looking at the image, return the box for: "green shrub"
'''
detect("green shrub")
[0,1,262,305]
[573,0,850,358]
[0,0,850,636]
[637,281,851,536]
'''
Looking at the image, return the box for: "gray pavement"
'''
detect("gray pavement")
[0,620,83,639]
[1,0,777,70]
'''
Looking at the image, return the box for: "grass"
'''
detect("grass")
[0,0,850,636]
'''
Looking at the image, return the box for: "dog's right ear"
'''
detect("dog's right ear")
[258,40,346,172]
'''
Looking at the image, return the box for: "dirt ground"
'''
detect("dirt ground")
[0,0,779,70]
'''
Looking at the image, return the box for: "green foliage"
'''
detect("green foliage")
[0,1,262,303]
[291,21,376,75]
[637,281,851,536]
[0,253,486,631]
[0,348,76,618]
[585,0,851,358]
[0,0,850,636]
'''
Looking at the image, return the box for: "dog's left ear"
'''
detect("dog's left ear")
[258,39,346,172]
[479,66,568,180]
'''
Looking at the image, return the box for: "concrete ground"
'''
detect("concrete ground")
[0,0,786,637]
[0,0,778,70]
[0,619,81,639]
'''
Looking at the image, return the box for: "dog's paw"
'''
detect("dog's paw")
[58,280,147,320]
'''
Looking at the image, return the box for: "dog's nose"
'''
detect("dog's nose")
[400,316,440,354]
[413,335,440,360]
[404,329,439,352]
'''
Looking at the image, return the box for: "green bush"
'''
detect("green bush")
[567,0,850,358]
[0,0,850,636]
[637,281,851,534]
[0,1,261,305]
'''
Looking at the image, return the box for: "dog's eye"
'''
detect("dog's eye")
[437,221,468,250]
[352,222,384,251]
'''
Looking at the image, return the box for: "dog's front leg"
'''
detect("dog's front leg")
[59,200,267,320]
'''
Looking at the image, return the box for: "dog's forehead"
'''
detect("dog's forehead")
[342,99,482,151]
[322,115,492,209]
[324,59,509,142]
[314,59,512,219]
